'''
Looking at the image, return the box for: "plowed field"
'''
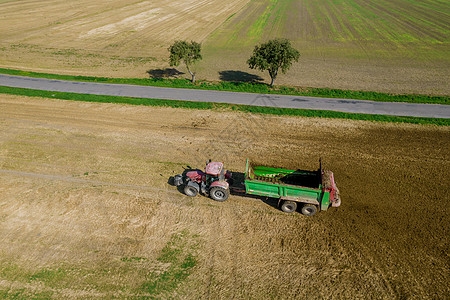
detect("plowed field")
[0,95,448,298]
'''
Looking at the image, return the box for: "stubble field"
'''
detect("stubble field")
[0,0,249,76]
[0,0,448,94]
[0,94,448,298]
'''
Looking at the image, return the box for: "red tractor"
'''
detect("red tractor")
[174,161,233,201]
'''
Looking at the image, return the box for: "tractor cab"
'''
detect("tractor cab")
[205,161,224,184]
[205,161,224,175]
[205,161,232,185]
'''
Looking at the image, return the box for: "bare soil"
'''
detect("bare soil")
[0,94,448,298]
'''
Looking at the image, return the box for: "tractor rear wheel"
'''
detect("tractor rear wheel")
[184,185,198,197]
[210,187,229,202]
[301,204,318,216]
[280,200,297,213]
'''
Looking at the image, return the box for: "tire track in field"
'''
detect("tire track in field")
[0,169,180,194]
[205,214,220,299]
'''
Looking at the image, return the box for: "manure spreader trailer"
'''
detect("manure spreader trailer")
[175,159,341,216]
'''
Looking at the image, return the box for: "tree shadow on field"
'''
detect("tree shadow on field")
[219,70,263,83]
[147,68,184,79]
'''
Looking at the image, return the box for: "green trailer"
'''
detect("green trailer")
[244,159,341,216]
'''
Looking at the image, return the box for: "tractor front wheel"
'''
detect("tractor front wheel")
[280,200,297,213]
[210,187,229,202]
[184,185,198,197]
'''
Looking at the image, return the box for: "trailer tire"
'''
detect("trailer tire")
[301,204,318,216]
[184,185,198,197]
[210,187,229,202]
[280,200,297,213]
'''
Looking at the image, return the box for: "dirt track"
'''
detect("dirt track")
[0,94,449,298]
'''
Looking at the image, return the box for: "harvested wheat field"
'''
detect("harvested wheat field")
[0,94,448,298]
[0,0,249,76]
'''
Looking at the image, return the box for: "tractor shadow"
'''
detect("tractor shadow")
[147,68,184,79]
[229,172,280,210]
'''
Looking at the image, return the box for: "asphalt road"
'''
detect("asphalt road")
[1,74,449,118]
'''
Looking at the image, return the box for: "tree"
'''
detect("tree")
[247,39,300,87]
[168,40,202,83]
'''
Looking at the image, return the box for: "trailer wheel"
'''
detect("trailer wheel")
[184,185,198,197]
[280,200,297,213]
[301,204,318,216]
[210,187,229,202]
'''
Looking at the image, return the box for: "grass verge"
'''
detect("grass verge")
[0,68,448,105]
[0,86,448,126]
